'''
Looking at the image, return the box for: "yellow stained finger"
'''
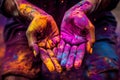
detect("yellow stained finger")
[38,40,46,48]
[43,58,55,72]
[49,39,56,48]
[46,41,51,49]
[47,49,62,73]
[39,48,55,72]
[46,39,55,49]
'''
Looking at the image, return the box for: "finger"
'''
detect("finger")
[57,40,65,61]
[47,49,62,73]
[53,47,58,57]
[61,44,71,67]
[74,43,85,69]
[87,41,93,54]
[52,35,60,46]
[38,40,46,48]
[32,44,40,57]
[46,40,52,49]
[66,46,77,70]
[39,48,55,72]
[26,32,40,57]
[86,19,95,54]
[26,30,37,47]
[46,37,59,49]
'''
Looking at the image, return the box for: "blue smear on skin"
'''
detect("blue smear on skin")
[61,53,67,66]
[61,59,67,66]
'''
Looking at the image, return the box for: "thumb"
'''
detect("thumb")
[86,41,93,54]
[26,30,39,56]
[86,20,95,54]
[32,44,40,57]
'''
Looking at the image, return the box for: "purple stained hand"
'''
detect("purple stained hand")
[56,2,95,70]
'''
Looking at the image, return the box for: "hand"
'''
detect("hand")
[57,1,95,70]
[26,13,62,73]
[14,1,62,73]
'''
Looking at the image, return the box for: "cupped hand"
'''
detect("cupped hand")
[56,4,95,70]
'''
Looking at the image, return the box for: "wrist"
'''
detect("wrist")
[78,0,98,14]
[12,0,48,20]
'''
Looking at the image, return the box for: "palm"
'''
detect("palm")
[26,15,61,72]
[27,15,59,49]
[37,22,59,49]
[57,7,95,70]
[61,11,89,45]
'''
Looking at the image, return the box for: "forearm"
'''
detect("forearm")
[70,0,119,15]
[79,0,119,13]
[4,0,49,47]
[4,0,47,20]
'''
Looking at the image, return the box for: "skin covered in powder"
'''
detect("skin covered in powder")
[5,0,62,73]
[56,1,95,70]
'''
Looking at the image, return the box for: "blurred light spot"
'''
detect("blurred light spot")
[104,27,107,31]
[61,0,64,3]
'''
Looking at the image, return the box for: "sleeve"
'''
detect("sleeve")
[87,0,119,12]
[95,0,119,11]
[0,0,9,17]
[0,0,3,7]
[0,0,19,17]
[0,0,4,13]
